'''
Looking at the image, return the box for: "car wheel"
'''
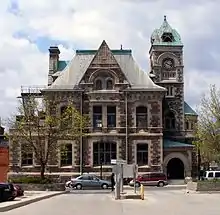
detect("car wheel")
[70,183,75,189]
[76,184,82,190]
[135,182,141,187]
[101,184,108,189]
[158,181,164,187]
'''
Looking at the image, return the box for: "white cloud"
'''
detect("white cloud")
[1,0,220,125]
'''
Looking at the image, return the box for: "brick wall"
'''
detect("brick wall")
[0,147,9,182]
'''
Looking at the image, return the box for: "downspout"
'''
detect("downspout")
[125,91,128,163]
[80,91,83,175]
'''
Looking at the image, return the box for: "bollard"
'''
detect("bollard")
[140,184,144,200]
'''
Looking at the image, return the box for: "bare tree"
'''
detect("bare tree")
[8,94,88,179]
[194,85,220,167]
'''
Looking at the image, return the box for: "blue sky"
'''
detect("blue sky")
[0,0,220,123]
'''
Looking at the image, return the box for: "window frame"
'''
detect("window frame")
[93,106,103,128]
[95,79,103,90]
[21,145,33,166]
[60,143,73,166]
[107,106,116,128]
[93,142,117,165]
[136,143,149,165]
[106,79,113,90]
[165,111,176,129]
[136,106,148,128]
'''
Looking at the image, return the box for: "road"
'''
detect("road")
[2,188,220,215]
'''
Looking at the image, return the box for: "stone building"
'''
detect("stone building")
[8,16,197,180]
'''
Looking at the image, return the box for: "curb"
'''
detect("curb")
[0,191,70,212]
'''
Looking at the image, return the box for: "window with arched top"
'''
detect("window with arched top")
[136,106,148,128]
[95,79,103,90]
[185,121,189,130]
[106,79,113,90]
[161,33,174,42]
[165,111,175,129]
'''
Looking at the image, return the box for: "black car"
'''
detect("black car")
[0,183,17,202]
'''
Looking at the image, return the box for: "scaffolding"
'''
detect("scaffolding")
[20,85,47,97]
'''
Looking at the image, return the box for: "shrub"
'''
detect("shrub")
[10,176,52,184]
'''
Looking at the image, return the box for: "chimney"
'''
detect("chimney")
[48,46,60,86]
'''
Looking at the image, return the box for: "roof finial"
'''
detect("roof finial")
[164,15,167,21]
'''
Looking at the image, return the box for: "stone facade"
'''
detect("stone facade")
[8,17,198,179]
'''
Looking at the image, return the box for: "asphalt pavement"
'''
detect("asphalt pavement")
[2,187,220,215]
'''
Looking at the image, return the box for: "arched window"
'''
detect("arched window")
[161,33,174,42]
[165,111,175,129]
[95,79,103,90]
[185,121,189,130]
[106,79,113,90]
[136,106,148,128]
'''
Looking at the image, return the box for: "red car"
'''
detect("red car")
[129,172,168,187]
[13,185,24,197]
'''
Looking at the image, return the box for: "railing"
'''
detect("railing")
[21,85,47,94]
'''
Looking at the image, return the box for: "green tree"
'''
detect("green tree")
[194,85,220,167]
[8,94,88,179]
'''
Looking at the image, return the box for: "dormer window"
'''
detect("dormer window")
[106,79,113,90]
[162,33,174,42]
[95,79,103,90]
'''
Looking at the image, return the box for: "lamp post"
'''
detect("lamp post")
[197,146,201,180]
[100,157,103,179]
[96,120,103,179]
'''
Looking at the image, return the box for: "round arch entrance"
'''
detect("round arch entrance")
[167,158,184,179]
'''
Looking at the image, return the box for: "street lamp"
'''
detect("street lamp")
[100,157,103,179]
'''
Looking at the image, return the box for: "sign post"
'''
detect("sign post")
[111,159,126,200]
[120,163,124,194]
[133,164,138,194]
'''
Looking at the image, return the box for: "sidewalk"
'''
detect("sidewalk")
[0,191,68,212]
[123,184,186,190]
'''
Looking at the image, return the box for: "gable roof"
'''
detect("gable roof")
[184,102,198,116]
[46,41,166,91]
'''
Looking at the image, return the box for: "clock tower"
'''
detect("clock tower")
[149,16,184,139]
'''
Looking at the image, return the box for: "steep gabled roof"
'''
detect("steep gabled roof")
[46,41,166,91]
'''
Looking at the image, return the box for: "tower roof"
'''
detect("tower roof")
[151,16,182,46]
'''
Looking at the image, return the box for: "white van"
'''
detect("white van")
[203,171,220,180]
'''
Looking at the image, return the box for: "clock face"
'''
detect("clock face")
[163,58,174,70]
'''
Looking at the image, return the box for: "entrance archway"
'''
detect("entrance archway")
[167,158,184,179]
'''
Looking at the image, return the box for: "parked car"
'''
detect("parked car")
[129,172,168,187]
[66,174,112,190]
[0,183,17,202]
[14,184,24,197]
[202,171,220,180]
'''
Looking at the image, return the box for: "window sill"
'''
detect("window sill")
[21,165,34,168]
[93,165,113,169]
[47,165,58,167]
[60,166,73,168]
[138,165,150,168]
[166,96,175,98]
